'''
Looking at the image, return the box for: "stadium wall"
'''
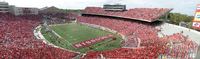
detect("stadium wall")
[159,23,200,45]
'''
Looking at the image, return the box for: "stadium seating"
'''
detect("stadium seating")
[77,16,159,43]
[40,13,75,24]
[0,13,78,59]
[83,7,172,22]
[77,15,198,59]
[82,33,198,59]
[77,15,163,58]
[160,33,199,58]
[0,6,197,59]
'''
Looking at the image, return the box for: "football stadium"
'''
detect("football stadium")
[0,1,200,59]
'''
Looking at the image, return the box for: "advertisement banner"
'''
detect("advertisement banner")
[193,22,200,27]
[193,12,200,22]
[193,4,200,29]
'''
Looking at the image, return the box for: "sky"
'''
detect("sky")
[2,0,200,16]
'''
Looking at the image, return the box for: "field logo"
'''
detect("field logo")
[73,34,114,48]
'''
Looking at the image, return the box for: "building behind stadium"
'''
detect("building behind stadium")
[0,1,39,15]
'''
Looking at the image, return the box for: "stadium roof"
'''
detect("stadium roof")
[82,7,173,22]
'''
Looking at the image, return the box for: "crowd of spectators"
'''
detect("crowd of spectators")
[77,15,198,59]
[83,7,172,22]
[42,13,77,25]
[0,13,78,59]
[77,16,159,44]
[82,47,165,59]
[161,33,199,58]
[66,12,79,20]
[0,6,198,59]
[44,17,67,25]
[77,15,164,59]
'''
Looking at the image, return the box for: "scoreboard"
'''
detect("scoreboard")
[103,4,126,11]
[193,4,200,30]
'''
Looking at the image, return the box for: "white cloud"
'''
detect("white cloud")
[3,0,200,15]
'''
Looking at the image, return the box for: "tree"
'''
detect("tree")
[167,13,194,25]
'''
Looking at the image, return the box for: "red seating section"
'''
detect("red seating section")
[77,15,198,59]
[83,7,172,22]
[160,33,198,58]
[77,16,159,45]
[78,15,165,59]
[0,6,197,59]
[0,13,78,59]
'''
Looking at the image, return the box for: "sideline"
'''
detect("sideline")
[33,25,80,54]
[33,22,134,54]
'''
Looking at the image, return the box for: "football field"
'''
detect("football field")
[41,23,122,53]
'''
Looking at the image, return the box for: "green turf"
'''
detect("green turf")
[41,23,122,53]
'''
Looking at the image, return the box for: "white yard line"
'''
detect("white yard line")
[33,25,80,54]
[33,22,127,54]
